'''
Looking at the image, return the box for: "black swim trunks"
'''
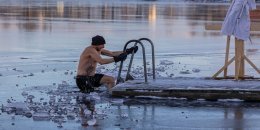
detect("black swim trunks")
[76,74,104,92]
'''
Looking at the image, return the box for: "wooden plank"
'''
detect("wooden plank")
[205,22,260,31]
[244,56,260,74]
[112,88,260,101]
[214,75,256,80]
[212,57,235,78]
[112,79,260,101]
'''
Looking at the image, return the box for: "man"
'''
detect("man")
[76,35,138,93]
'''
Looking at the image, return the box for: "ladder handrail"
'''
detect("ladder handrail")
[125,42,138,81]
[125,41,147,82]
[138,38,156,80]
[117,40,142,84]
[116,38,155,84]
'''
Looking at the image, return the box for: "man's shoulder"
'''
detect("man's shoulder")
[82,46,99,56]
[84,46,95,52]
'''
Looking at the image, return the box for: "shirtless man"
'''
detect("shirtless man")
[76,35,138,93]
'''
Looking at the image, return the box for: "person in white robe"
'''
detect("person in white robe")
[221,0,256,41]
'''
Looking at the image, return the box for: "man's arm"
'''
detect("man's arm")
[101,49,123,57]
[91,49,115,65]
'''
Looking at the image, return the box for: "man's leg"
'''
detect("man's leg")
[99,75,115,91]
[76,76,88,92]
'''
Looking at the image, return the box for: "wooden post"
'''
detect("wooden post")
[235,39,245,79]
[224,36,231,77]
[205,23,260,80]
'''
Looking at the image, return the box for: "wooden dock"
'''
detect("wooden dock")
[112,78,260,101]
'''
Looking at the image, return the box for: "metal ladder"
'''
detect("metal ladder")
[116,38,155,84]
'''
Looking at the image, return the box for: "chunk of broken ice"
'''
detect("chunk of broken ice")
[24,111,33,118]
[160,60,174,65]
[33,112,51,121]
[110,99,124,104]
[179,70,191,74]
[21,91,28,97]
[28,73,34,76]
[156,66,165,72]
[121,113,128,118]
[27,95,35,99]
[67,113,76,120]
[4,102,30,115]
[26,95,35,103]
[87,118,97,126]
[52,115,65,123]
[192,68,201,73]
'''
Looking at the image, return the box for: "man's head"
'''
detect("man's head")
[92,35,106,46]
[91,35,106,51]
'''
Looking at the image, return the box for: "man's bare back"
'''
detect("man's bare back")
[77,46,99,76]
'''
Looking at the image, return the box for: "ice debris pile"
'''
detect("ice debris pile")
[1,82,124,128]
[0,59,202,128]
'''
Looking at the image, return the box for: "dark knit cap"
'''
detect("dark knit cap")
[91,35,106,45]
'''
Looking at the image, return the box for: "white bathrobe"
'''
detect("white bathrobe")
[221,0,256,41]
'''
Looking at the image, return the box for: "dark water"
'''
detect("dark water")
[1,1,260,53]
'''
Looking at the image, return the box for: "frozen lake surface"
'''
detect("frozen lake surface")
[0,0,260,129]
